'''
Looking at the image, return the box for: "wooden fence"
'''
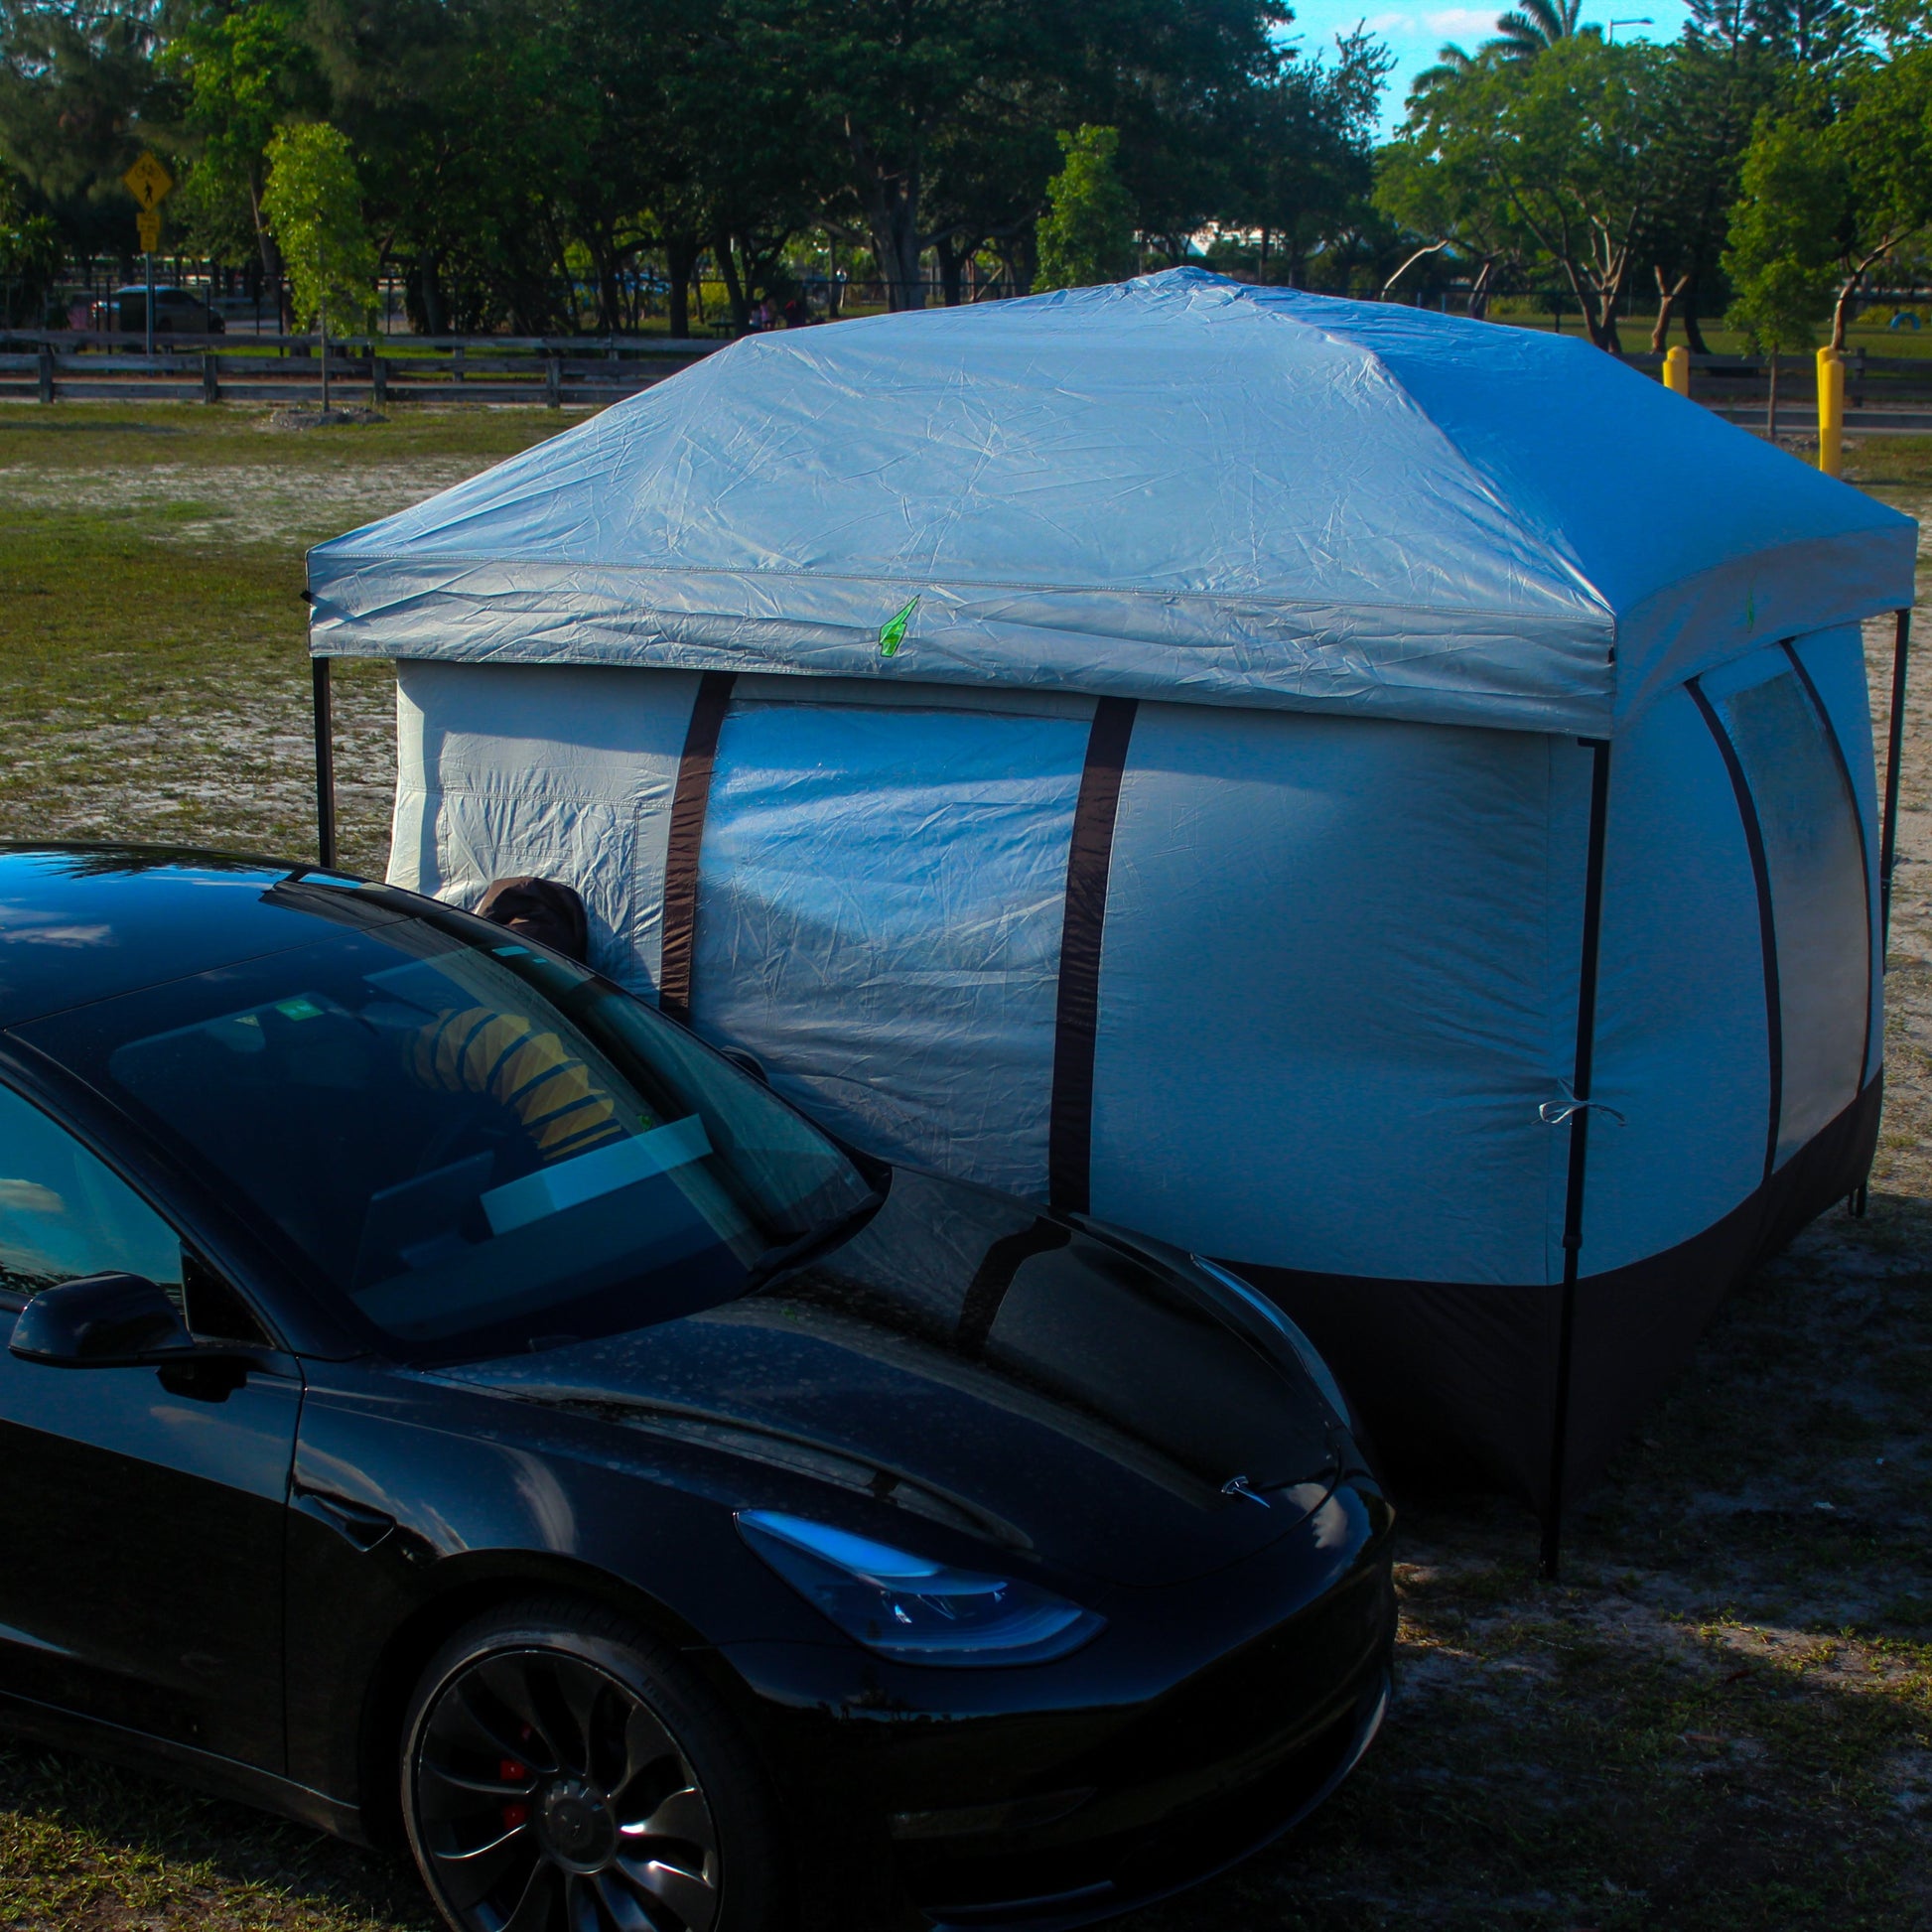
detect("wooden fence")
[1625,347,1932,420]
[8,330,1932,429]
[0,331,720,406]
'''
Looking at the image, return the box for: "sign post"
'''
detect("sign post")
[122,153,175,357]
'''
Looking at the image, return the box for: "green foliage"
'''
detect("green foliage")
[163,0,327,271]
[1035,124,1136,290]
[1724,114,1839,348]
[0,1,169,256]
[0,162,58,323]
[1487,0,1583,61]
[1725,47,1932,348]
[260,121,376,334]
[1380,34,1668,347]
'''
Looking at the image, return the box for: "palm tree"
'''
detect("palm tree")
[1487,0,1584,59]
[1413,41,1476,91]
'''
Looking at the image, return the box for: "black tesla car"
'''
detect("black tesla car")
[0,847,1394,1932]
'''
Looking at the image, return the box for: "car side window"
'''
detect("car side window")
[0,1083,184,1305]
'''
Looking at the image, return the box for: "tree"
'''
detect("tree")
[1035,123,1134,288]
[1229,26,1393,288]
[0,161,59,322]
[261,119,373,403]
[739,0,1283,311]
[161,0,326,297]
[0,1,170,260]
[1379,35,1669,350]
[1488,0,1583,61]
[1635,8,1788,353]
[1724,50,1932,353]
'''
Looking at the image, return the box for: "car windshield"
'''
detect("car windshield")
[17,902,877,1359]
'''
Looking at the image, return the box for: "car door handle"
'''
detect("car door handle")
[293,1485,396,1553]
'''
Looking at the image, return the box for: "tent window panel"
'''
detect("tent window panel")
[390,661,696,998]
[1711,663,1867,1167]
[1790,626,1883,1088]
[1088,702,1557,1284]
[689,702,1090,1199]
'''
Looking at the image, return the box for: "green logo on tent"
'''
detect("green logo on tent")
[879,596,919,656]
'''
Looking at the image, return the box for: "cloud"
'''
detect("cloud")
[1363,5,1493,36]
[0,923,112,948]
[0,1179,66,1215]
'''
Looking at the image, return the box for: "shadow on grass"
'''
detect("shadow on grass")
[0,1739,432,1930]
[1128,1193,1932,1931]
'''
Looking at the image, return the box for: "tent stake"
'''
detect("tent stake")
[312,655,339,870]
[1880,608,1912,956]
[1541,737,1613,1583]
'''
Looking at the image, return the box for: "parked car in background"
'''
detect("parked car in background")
[89,286,224,335]
[0,844,1395,1932]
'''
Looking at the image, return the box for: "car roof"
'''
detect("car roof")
[0,846,410,1029]
[110,286,201,299]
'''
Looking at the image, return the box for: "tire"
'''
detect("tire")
[400,1596,783,1932]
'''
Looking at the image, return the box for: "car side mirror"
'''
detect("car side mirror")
[10,1273,196,1368]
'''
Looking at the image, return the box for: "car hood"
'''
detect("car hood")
[438,1169,1340,1587]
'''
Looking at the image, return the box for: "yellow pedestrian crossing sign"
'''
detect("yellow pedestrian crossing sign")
[123,152,173,211]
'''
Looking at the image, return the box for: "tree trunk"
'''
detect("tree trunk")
[665,235,698,339]
[1683,279,1711,355]
[1833,272,1862,350]
[1651,266,1690,353]
[848,128,926,311]
[713,231,750,333]
[1766,349,1779,442]
[1468,258,1495,321]
[1259,225,1271,286]
[1590,274,1625,354]
[592,237,621,335]
[419,255,447,337]
[934,233,966,307]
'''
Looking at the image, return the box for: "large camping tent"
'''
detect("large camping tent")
[308,268,1916,1536]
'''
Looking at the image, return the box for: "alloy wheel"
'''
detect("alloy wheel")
[413,1645,721,1932]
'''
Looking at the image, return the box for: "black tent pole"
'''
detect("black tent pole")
[1541,737,1613,1583]
[1880,608,1912,955]
[312,654,339,870]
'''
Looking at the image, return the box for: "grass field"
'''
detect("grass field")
[0,401,1929,1929]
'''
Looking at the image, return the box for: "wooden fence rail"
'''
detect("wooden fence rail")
[8,331,1932,422]
[0,331,721,406]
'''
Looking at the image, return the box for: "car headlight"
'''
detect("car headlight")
[736,1510,1104,1666]
[1190,1253,1355,1426]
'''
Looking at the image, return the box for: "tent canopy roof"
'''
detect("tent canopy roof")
[308,269,1915,735]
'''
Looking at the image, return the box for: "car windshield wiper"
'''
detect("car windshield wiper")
[742,1188,886,1292]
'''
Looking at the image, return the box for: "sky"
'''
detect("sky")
[1285,0,1696,133]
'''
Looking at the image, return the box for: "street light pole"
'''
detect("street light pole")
[1606,15,1653,38]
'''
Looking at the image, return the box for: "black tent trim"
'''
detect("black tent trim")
[1880,609,1913,950]
[1688,676,1783,1187]
[1539,737,1612,1579]
[312,657,338,870]
[658,671,737,1022]
[1048,697,1139,1216]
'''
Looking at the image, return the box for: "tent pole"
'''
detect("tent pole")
[1541,737,1613,1583]
[312,655,339,870]
[1880,608,1912,955]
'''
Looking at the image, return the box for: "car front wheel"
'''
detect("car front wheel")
[401,1597,780,1932]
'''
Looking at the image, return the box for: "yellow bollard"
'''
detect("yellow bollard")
[1817,345,1845,478]
[1664,345,1690,395]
